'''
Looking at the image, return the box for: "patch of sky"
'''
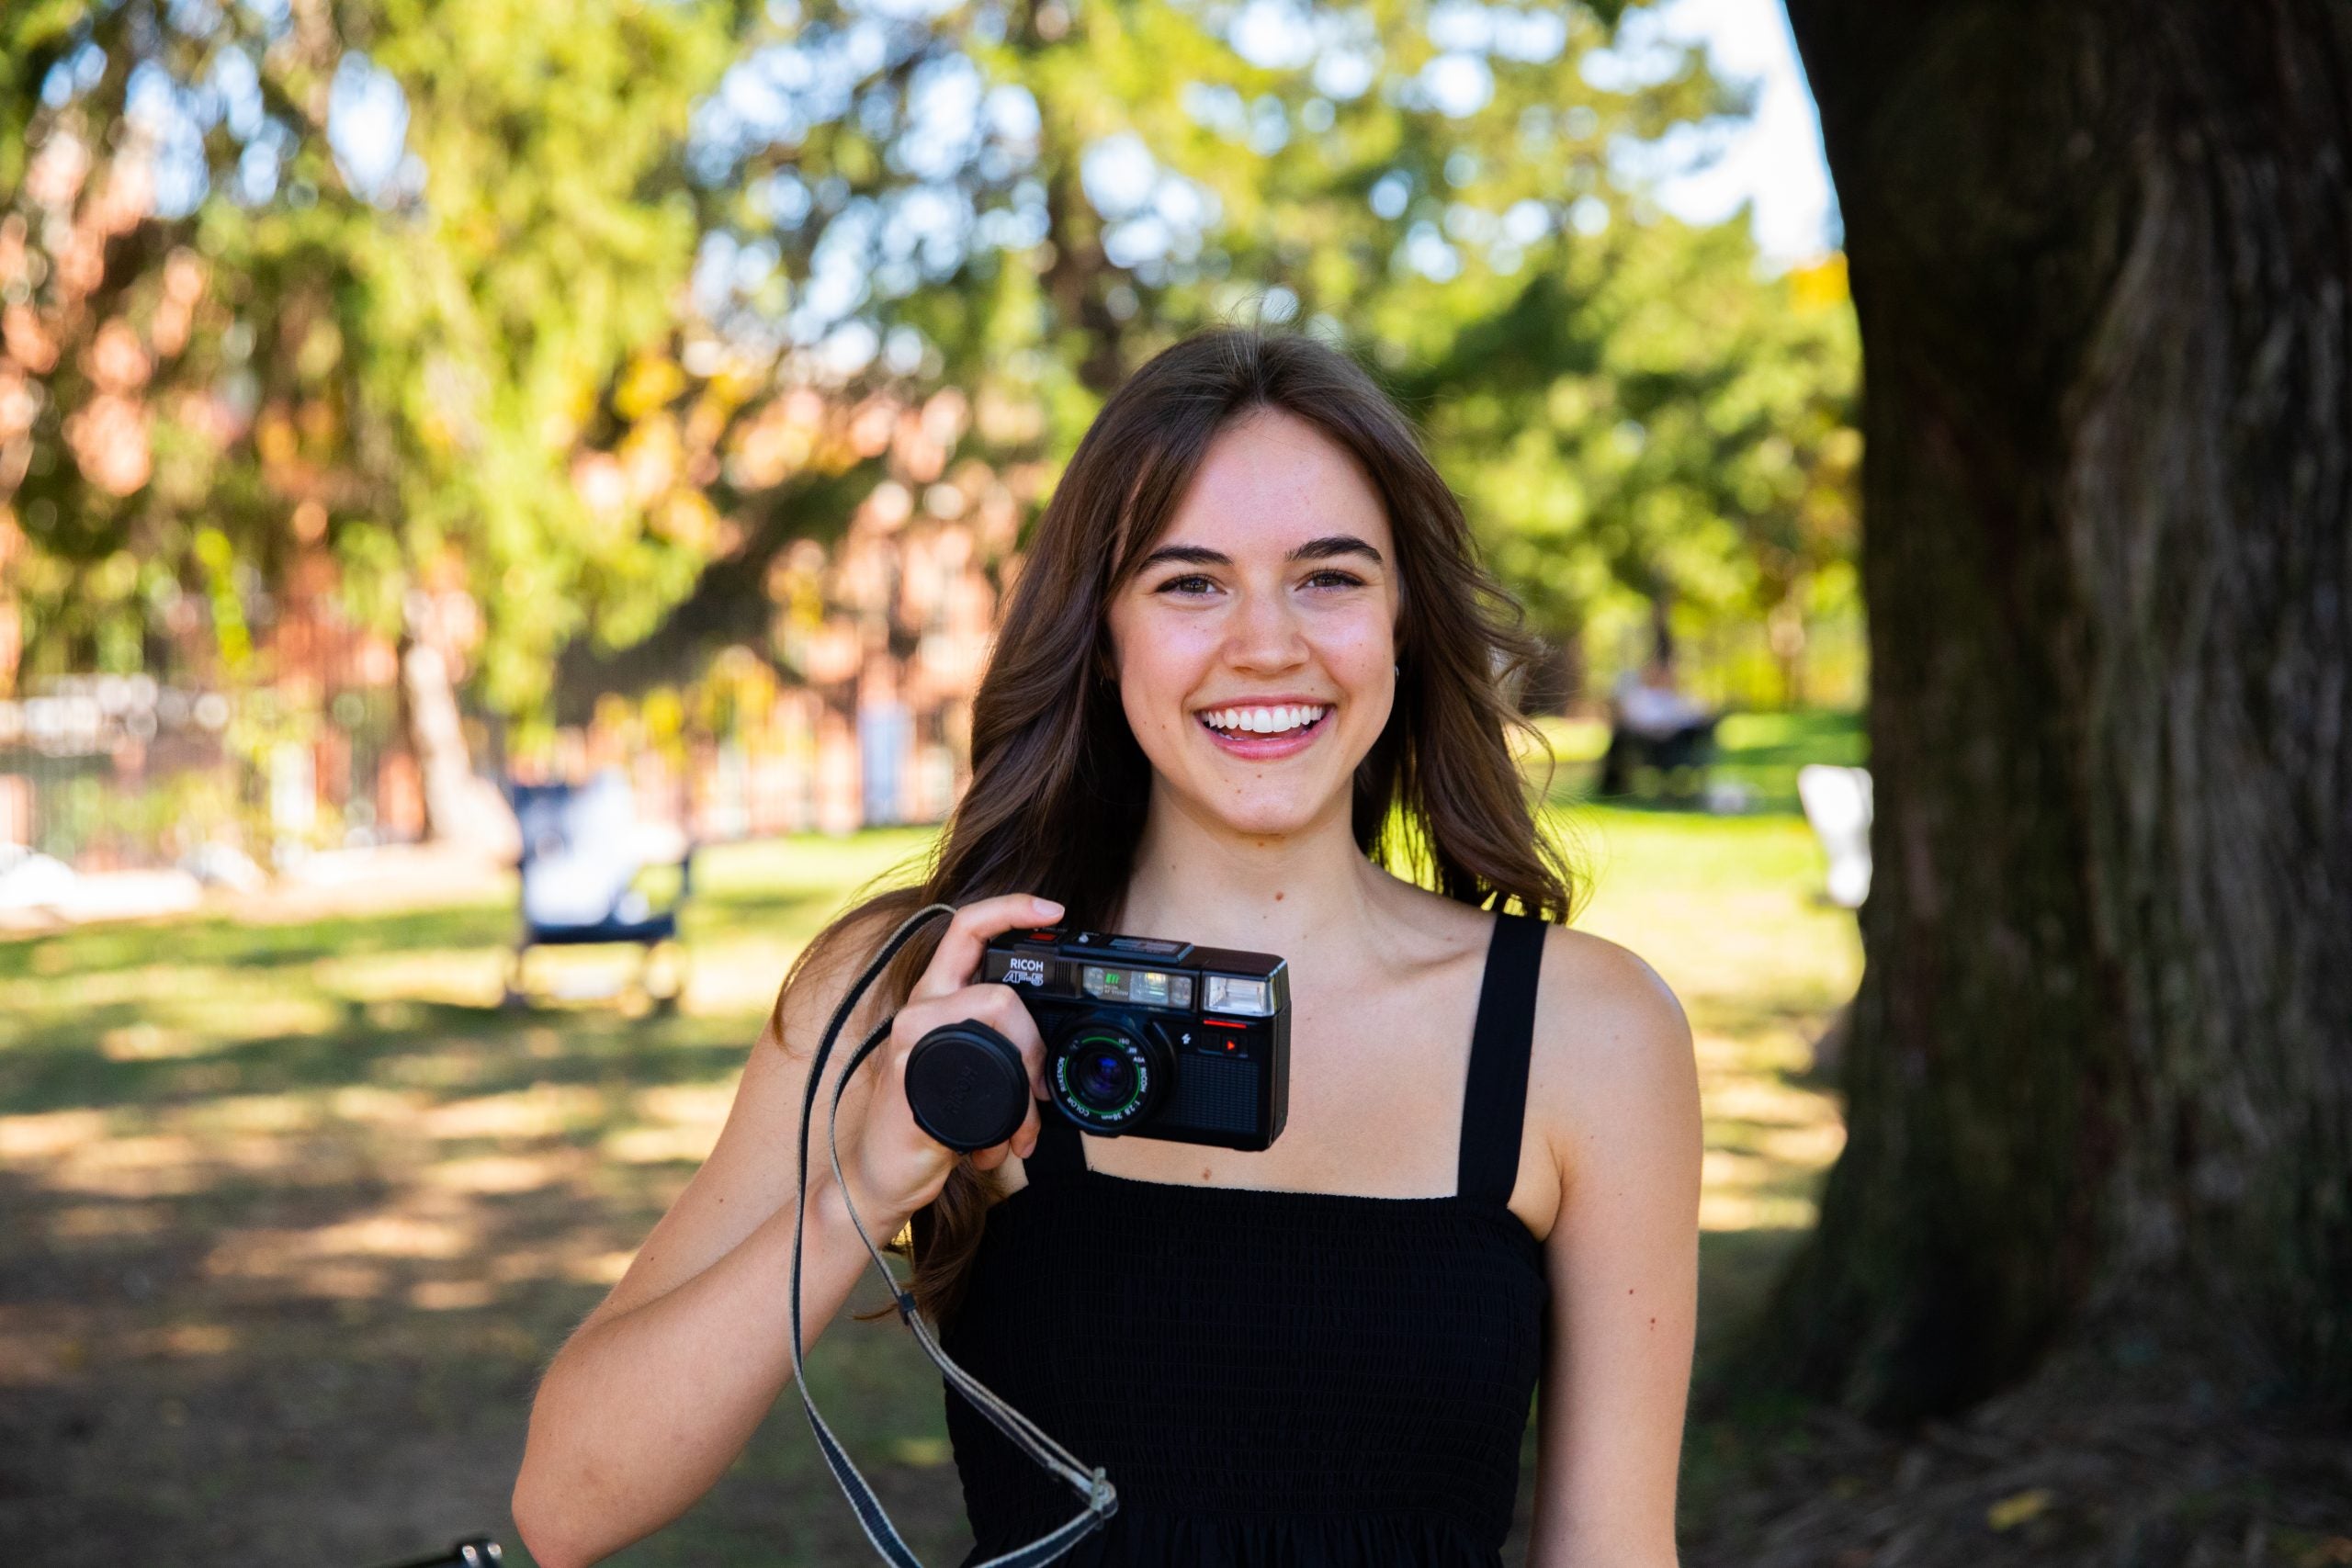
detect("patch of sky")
[1502,197,1551,245]
[212,47,264,140]
[166,0,223,38]
[1425,0,1490,54]
[1442,202,1494,244]
[1313,48,1377,100]
[1568,193,1610,235]
[891,55,984,181]
[1182,82,1249,141]
[233,120,293,206]
[1579,4,1697,93]
[1607,118,1743,207]
[883,323,927,376]
[1419,52,1493,118]
[239,0,292,39]
[1156,175,1212,231]
[1368,169,1410,220]
[817,318,880,377]
[1258,285,1299,322]
[975,183,1050,251]
[884,183,972,278]
[1080,134,1157,220]
[1491,9,1567,63]
[326,51,411,205]
[1248,96,1289,155]
[1309,7,1381,99]
[1228,0,1318,69]
[1444,149,1478,187]
[691,231,741,318]
[1400,220,1460,282]
[693,25,901,180]
[760,171,815,229]
[42,40,109,109]
[986,84,1042,145]
[1103,215,1170,268]
[1299,97,1335,133]
[1639,0,1838,265]
[858,83,899,140]
[845,0,963,19]
[125,62,210,219]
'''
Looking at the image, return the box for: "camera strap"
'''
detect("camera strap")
[790,900,1118,1568]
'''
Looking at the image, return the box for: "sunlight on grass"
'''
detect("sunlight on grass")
[0,795,1861,1562]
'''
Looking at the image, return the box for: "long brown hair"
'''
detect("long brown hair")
[776,325,1580,1326]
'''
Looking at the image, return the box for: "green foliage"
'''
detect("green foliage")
[5,0,1860,720]
[3,0,751,714]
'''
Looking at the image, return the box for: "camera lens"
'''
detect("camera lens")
[1074,1046,1133,1107]
[1048,1018,1167,1129]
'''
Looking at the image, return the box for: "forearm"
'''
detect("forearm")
[513,1174,912,1568]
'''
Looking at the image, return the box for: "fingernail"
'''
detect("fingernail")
[1035,897,1064,914]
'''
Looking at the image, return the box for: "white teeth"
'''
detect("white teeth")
[1201,704,1327,736]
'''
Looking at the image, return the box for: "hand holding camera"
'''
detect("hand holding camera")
[831,893,1063,1229]
[902,913,1293,1158]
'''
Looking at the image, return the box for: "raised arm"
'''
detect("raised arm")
[510,895,1061,1568]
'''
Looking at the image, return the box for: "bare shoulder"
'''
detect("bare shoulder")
[1525,924,1700,1192]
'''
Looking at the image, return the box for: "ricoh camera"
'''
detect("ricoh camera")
[903,925,1291,1154]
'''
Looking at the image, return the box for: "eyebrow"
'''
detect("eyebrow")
[1136,535,1385,573]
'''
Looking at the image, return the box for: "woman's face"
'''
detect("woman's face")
[1104,407,1402,839]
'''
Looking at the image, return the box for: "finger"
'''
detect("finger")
[908,894,1066,1003]
[971,1144,1008,1171]
[1013,1099,1041,1160]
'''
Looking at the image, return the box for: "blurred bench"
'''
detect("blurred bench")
[503,766,695,1011]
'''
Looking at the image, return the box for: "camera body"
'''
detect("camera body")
[978,925,1290,1152]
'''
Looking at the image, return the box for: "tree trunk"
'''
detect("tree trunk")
[396,602,515,856]
[1758,0,2352,1418]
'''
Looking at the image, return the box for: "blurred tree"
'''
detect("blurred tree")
[1,0,753,840]
[5,0,1861,832]
[628,0,1859,706]
[1754,0,2352,1417]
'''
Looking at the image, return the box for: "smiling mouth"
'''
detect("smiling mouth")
[1195,703,1332,751]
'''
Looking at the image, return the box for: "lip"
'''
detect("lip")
[1193,696,1336,761]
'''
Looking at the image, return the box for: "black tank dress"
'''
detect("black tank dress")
[938,910,1552,1567]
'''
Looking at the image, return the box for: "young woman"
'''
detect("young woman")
[513,328,1702,1568]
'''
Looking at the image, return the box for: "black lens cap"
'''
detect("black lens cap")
[905,1021,1031,1152]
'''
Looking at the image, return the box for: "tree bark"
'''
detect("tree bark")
[396,600,515,855]
[1758,0,2352,1418]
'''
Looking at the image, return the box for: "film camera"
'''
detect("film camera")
[903,925,1291,1154]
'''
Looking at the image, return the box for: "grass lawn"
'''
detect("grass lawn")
[0,739,1860,1567]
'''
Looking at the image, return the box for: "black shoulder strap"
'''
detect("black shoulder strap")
[1023,1104,1089,1181]
[1455,910,1549,1205]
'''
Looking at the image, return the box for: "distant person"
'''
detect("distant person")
[514,328,1700,1568]
[1598,651,1720,799]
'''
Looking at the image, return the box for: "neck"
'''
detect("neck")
[1115,777,1392,961]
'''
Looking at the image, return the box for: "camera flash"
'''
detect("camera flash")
[1205,976,1272,1016]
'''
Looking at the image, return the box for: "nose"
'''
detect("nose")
[1223,581,1309,673]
